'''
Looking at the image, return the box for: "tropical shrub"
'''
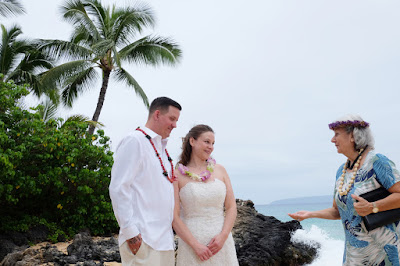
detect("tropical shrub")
[0,80,117,241]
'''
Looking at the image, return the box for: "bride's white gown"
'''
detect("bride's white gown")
[176,178,239,265]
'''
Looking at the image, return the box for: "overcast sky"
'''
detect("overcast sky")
[12,0,400,204]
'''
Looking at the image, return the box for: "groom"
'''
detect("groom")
[109,97,181,265]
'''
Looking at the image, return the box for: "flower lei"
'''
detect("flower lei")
[178,157,216,182]
[328,120,369,130]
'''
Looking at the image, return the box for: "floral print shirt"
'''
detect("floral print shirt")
[334,151,400,266]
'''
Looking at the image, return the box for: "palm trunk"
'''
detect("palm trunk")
[88,69,111,135]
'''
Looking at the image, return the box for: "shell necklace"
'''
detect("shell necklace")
[178,157,216,182]
[338,148,365,196]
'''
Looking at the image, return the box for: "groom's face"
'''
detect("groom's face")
[157,106,180,139]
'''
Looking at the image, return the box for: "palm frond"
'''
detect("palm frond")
[70,24,94,47]
[91,39,114,57]
[5,40,34,78]
[60,0,100,41]
[37,39,93,61]
[119,35,182,66]
[61,66,98,107]
[0,24,59,101]
[0,24,23,76]
[8,68,59,105]
[1,23,22,42]
[112,46,121,68]
[62,114,104,128]
[12,39,34,53]
[40,59,92,93]
[0,0,25,18]
[84,0,107,37]
[11,48,54,74]
[37,97,59,122]
[112,4,155,46]
[113,67,149,107]
[8,71,40,94]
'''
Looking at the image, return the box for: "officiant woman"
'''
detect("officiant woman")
[289,114,400,266]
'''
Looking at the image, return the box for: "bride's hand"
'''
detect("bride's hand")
[193,243,213,261]
[207,233,227,255]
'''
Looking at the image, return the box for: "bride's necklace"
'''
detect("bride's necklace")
[338,148,365,196]
[178,157,216,182]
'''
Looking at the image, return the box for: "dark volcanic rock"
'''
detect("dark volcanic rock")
[65,232,120,263]
[0,238,18,263]
[1,199,319,265]
[0,233,120,265]
[233,199,319,266]
[0,248,42,266]
[0,225,48,262]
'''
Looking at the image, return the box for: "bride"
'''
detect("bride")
[172,124,239,265]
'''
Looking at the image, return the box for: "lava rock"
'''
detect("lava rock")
[233,199,319,266]
[0,225,49,262]
[1,199,319,265]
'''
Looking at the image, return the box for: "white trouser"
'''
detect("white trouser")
[120,240,175,266]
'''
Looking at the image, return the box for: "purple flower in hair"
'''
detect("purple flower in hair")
[328,120,369,130]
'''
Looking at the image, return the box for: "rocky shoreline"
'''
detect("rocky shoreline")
[0,199,319,265]
[233,200,318,265]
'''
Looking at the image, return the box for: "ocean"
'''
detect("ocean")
[255,203,345,266]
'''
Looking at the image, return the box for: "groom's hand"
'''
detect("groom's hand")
[127,234,142,255]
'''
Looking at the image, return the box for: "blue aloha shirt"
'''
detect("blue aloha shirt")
[334,151,400,266]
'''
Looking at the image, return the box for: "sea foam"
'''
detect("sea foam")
[291,225,344,266]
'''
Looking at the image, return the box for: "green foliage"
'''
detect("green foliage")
[0,80,118,240]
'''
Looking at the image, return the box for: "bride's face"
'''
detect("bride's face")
[190,131,215,161]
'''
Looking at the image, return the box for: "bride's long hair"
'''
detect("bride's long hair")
[178,124,214,166]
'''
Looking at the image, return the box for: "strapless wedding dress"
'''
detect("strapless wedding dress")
[176,178,239,265]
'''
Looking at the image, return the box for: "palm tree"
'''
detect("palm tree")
[0,0,25,18]
[0,24,56,98]
[37,98,103,130]
[39,0,182,134]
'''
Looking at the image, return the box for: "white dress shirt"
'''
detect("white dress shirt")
[109,127,175,250]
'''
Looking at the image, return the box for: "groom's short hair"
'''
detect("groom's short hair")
[148,97,182,116]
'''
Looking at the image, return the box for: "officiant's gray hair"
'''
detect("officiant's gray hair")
[330,114,375,150]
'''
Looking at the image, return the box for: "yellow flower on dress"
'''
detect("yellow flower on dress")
[57,204,63,209]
